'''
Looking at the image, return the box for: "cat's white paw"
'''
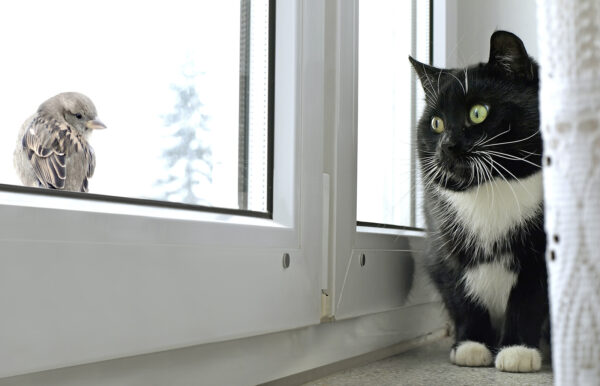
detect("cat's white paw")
[495,345,542,372]
[450,341,493,367]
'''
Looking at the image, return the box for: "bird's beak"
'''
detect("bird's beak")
[85,119,107,130]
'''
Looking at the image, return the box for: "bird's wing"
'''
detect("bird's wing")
[81,145,95,192]
[22,115,91,190]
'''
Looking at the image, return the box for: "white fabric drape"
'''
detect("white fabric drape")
[537,1,600,384]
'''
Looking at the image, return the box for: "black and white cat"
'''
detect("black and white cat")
[409,31,548,373]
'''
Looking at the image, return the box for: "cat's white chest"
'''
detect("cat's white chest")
[462,260,517,328]
[439,171,543,251]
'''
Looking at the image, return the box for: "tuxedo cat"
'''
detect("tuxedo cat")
[409,31,548,372]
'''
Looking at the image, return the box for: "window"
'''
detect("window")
[0,0,272,215]
[325,0,430,322]
[356,0,430,228]
[0,1,438,380]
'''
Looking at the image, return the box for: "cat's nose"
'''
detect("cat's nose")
[441,139,464,157]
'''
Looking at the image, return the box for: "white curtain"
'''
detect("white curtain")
[537,1,600,384]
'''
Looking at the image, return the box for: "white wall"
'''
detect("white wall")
[440,0,538,67]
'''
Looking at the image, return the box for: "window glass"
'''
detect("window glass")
[357,0,429,227]
[0,0,271,214]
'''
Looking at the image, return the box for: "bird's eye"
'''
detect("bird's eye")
[431,116,445,133]
[75,113,83,120]
[469,104,489,124]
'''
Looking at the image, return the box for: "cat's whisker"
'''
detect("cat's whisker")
[479,152,535,200]
[419,154,437,163]
[477,127,511,147]
[470,134,489,151]
[466,157,476,186]
[486,151,541,168]
[484,156,503,209]
[481,129,540,148]
[422,163,443,190]
[444,169,452,189]
[428,163,442,179]
[477,156,495,208]
[469,138,483,152]
[420,162,436,171]
[420,156,437,169]
[472,157,483,204]
[421,166,438,178]
[438,234,457,254]
[483,150,542,169]
[437,168,448,189]
[475,157,488,183]
[519,150,541,157]
[422,168,437,187]
[475,137,486,148]
[482,154,523,215]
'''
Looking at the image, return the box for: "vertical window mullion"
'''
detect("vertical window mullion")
[266,0,276,215]
[238,0,251,211]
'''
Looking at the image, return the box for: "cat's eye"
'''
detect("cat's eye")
[431,116,445,133]
[469,104,488,124]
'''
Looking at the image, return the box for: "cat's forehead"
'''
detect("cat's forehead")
[433,65,496,109]
[440,65,485,95]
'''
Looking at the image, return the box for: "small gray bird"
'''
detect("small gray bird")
[14,92,106,192]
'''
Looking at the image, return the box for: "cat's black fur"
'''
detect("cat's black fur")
[410,31,548,370]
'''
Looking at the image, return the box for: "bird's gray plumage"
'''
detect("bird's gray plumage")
[14,92,106,192]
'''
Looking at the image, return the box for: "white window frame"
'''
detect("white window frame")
[0,0,440,380]
[0,1,328,378]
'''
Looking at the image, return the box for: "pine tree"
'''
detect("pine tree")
[156,74,212,205]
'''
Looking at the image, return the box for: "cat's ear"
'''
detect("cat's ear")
[488,30,536,80]
[409,56,443,101]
